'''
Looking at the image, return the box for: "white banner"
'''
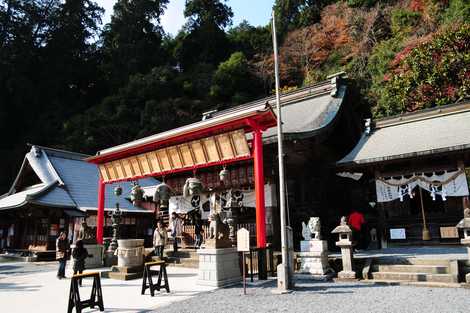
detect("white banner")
[376,170,469,203]
[169,184,276,219]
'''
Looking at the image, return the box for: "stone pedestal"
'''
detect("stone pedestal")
[116,239,144,267]
[69,244,103,270]
[197,248,241,287]
[336,241,356,280]
[104,239,144,280]
[298,240,330,277]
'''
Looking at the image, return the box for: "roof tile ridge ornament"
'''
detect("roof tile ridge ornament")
[364,118,372,136]
[25,145,64,186]
[328,71,347,97]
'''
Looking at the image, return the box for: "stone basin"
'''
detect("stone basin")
[116,239,145,267]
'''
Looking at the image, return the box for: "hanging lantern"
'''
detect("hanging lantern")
[154,182,172,208]
[114,186,123,197]
[130,181,144,205]
[219,167,230,183]
[183,177,203,197]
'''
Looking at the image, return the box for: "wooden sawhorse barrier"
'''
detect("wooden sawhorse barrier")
[67,272,104,313]
[141,260,170,297]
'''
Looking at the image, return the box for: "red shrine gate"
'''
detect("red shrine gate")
[86,103,277,249]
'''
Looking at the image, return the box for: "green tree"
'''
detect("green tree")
[227,20,272,58]
[176,0,233,70]
[273,0,333,39]
[373,24,470,117]
[101,0,169,89]
[210,51,261,104]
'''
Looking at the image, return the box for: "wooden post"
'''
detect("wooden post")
[458,160,469,212]
[374,170,388,249]
[243,252,246,295]
[419,188,431,241]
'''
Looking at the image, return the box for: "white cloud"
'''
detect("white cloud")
[160,0,186,36]
[98,0,186,35]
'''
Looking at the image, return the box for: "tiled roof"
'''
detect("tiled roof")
[212,75,347,144]
[338,102,470,166]
[0,146,158,213]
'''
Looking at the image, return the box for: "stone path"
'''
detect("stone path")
[0,261,215,313]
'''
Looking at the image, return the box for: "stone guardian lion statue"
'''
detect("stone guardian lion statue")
[308,217,321,240]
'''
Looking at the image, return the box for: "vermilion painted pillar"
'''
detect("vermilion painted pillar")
[96,178,105,244]
[253,128,266,248]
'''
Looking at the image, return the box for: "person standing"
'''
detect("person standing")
[170,212,182,253]
[56,232,70,279]
[153,220,167,258]
[72,239,90,286]
[194,213,203,249]
[348,209,366,249]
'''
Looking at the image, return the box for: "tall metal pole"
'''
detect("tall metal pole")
[272,10,290,291]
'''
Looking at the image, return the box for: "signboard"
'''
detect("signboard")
[390,228,406,240]
[237,228,250,252]
[440,226,459,238]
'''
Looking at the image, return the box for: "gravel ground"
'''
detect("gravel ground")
[157,279,470,313]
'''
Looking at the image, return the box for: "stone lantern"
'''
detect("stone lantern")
[456,207,470,283]
[331,216,356,280]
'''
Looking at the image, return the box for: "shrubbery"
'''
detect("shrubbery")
[373,24,470,117]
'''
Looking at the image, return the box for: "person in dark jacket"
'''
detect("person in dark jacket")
[194,213,203,249]
[72,239,91,286]
[56,232,70,279]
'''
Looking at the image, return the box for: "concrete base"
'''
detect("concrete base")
[101,265,144,281]
[69,244,103,270]
[337,270,357,280]
[84,244,104,268]
[466,273,470,284]
[197,247,241,287]
[299,240,330,275]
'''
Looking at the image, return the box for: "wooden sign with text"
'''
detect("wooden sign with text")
[237,228,250,252]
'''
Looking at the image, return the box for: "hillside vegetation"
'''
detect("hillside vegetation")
[0,0,469,192]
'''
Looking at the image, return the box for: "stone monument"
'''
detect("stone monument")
[331,216,356,280]
[456,207,470,284]
[72,221,103,269]
[298,217,331,279]
[197,212,241,287]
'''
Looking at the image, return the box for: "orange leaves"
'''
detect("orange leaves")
[275,3,354,84]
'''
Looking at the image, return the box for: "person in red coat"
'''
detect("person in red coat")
[348,209,366,249]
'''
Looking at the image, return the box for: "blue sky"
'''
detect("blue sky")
[97,0,275,35]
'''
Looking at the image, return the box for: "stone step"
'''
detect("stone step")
[372,264,449,274]
[371,271,456,283]
[369,280,461,288]
[106,271,143,281]
[375,258,451,266]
